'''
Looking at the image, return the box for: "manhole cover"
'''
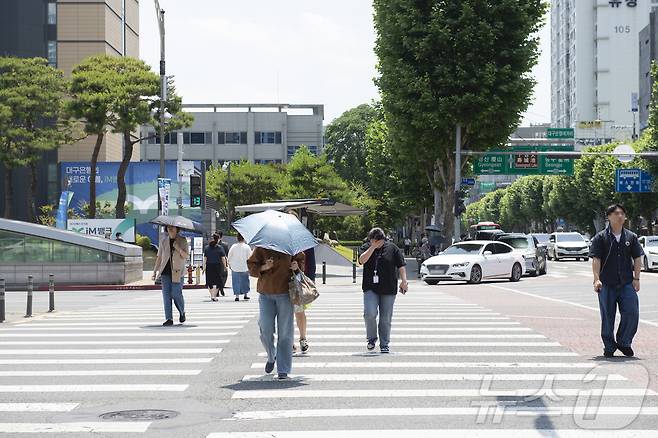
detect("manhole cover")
[100,410,179,421]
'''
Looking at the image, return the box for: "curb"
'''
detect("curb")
[33,284,207,292]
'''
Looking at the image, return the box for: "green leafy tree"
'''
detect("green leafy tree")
[325,103,379,184]
[104,57,192,218]
[206,161,284,221]
[281,146,350,201]
[68,55,125,219]
[0,57,76,220]
[373,0,546,238]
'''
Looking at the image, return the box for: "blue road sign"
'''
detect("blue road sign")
[461,178,476,186]
[616,168,653,193]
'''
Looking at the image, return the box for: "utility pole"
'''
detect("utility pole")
[155,1,166,210]
[177,132,184,216]
[225,161,232,226]
[454,124,462,243]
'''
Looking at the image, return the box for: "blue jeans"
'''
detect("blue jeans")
[231,271,250,295]
[161,275,185,321]
[258,293,294,374]
[598,282,639,352]
[363,290,397,348]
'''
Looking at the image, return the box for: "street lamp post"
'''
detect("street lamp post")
[154,1,166,213]
[223,161,232,227]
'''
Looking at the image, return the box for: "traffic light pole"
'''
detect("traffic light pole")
[454,124,462,243]
[177,132,183,216]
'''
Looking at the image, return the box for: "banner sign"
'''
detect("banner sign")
[55,191,73,229]
[68,218,137,242]
[158,178,171,216]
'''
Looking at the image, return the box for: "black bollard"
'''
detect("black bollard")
[352,248,357,283]
[0,278,5,323]
[25,275,33,318]
[48,273,55,313]
[322,261,326,285]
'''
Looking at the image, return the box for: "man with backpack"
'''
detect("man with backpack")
[590,204,644,358]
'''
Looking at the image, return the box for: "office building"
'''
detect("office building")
[140,104,325,165]
[639,9,658,131]
[551,0,655,143]
[0,0,139,220]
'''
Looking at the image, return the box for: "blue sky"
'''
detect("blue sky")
[139,1,551,124]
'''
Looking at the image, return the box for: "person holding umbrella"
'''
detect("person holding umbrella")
[235,210,317,380]
[150,215,203,326]
[152,225,190,326]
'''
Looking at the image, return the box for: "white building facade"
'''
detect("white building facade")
[551,0,658,143]
[140,104,324,165]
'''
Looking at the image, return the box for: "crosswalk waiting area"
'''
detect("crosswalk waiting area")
[0,288,656,436]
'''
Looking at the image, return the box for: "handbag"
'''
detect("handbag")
[289,271,319,306]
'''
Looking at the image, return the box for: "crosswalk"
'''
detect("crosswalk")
[216,289,658,436]
[0,290,257,434]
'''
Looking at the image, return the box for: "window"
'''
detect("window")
[217,132,226,144]
[255,131,282,144]
[47,41,57,66]
[147,132,178,145]
[494,243,513,254]
[287,145,319,160]
[225,132,241,144]
[190,132,205,144]
[47,2,57,24]
[240,131,248,144]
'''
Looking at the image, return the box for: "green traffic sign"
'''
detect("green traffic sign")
[546,128,574,139]
[473,145,574,176]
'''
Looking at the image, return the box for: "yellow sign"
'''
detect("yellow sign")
[578,121,603,129]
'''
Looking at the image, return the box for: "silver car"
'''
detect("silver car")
[547,232,590,261]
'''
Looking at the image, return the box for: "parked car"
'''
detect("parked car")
[639,236,658,272]
[547,232,589,261]
[496,233,547,276]
[420,241,525,285]
[531,233,550,246]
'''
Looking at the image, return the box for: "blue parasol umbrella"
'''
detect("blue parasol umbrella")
[232,210,318,255]
[150,215,206,234]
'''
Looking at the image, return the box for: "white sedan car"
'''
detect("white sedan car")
[420,241,525,285]
[640,236,658,272]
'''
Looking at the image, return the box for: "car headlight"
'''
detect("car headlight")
[452,262,470,268]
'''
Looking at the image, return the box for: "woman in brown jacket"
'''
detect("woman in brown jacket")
[152,225,190,326]
[248,247,305,380]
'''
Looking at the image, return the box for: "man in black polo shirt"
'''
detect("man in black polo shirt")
[359,227,408,353]
[590,204,644,358]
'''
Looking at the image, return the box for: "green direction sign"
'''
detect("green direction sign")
[474,145,574,176]
[479,182,497,193]
[546,128,574,139]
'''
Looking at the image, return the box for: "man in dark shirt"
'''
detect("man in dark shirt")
[590,203,644,358]
[217,231,230,296]
[359,227,408,353]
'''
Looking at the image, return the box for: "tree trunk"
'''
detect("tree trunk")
[89,133,104,219]
[115,132,133,219]
[26,162,38,223]
[3,165,12,219]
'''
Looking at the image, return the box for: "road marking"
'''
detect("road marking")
[13,321,249,327]
[546,273,567,279]
[0,340,229,345]
[2,325,245,331]
[306,317,510,320]
[252,361,595,369]
[0,384,188,392]
[501,315,586,321]
[228,406,658,420]
[0,332,238,338]
[0,403,79,412]
[0,422,151,433]
[42,314,255,320]
[0,348,223,355]
[308,322,521,326]
[488,284,658,328]
[0,358,215,365]
[288,341,561,347]
[233,388,655,399]
[259,351,580,357]
[242,373,626,382]
[300,327,533,332]
[0,369,202,376]
[206,429,658,437]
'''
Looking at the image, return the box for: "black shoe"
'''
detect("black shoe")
[211,297,218,302]
[300,338,309,353]
[604,350,615,358]
[617,344,634,357]
[276,373,289,380]
[235,297,239,302]
[162,320,173,326]
[243,295,250,300]
[265,361,275,374]
[179,313,186,323]
[220,289,225,297]
[367,341,376,351]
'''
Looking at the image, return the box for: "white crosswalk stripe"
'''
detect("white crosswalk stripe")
[220,290,658,436]
[0,290,257,434]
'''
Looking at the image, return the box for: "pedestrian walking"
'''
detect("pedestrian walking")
[404,237,412,256]
[358,227,408,353]
[152,225,189,326]
[203,233,227,301]
[227,233,252,302]
[590,203,644,358]
[217,231,230,295]
[248,247,305,380]
[293,246,316,353]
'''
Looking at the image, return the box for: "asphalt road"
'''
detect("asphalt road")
[0,261,657,437]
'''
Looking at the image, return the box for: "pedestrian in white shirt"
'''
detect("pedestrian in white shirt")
[227,233,252,301]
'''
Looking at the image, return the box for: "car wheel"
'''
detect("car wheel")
[643,256,649,272]
[468,265,482,284]
[510,263,522,282]
[539,261,547,276]
[424,280,440,285]
[554,253,560,262]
